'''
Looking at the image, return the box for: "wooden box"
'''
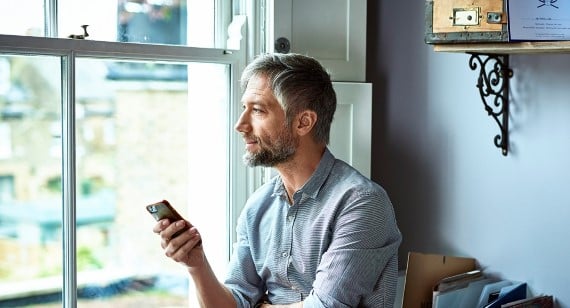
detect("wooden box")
[425,0,508,44]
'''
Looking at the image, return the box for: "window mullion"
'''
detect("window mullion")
[45,0,58,38]
[61,52,77,308]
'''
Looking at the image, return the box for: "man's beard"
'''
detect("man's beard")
[242,125,298,167]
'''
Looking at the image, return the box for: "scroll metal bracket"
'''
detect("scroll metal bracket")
[468,53,513,156]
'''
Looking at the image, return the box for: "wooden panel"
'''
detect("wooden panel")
[271,0,367,82]
[433,0,504,33]
[329,82,372,178]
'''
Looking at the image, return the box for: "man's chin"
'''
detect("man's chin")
[243,152,296,168]
[243,152,274,168]
[243,153,260,167]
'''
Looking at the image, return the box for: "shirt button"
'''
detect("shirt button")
[282,252,288,257]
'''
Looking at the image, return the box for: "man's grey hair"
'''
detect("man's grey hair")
[240,53,337,145]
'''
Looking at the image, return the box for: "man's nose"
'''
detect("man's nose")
[234,111,249,133]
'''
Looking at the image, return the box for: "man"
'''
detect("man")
[153,53,402,307]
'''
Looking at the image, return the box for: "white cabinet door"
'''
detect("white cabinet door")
[329,82,372,178]
[269,0,367,82]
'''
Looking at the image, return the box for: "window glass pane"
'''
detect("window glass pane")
[0,1,224,48]
[72,58,230,306]
[58,0,220,48]
[0,1,45,36]
[0,55,63,306]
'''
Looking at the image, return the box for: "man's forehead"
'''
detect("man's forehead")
[245,74,270,91]
[242,75,276,102]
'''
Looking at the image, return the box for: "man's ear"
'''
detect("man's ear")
[295,110,317,136]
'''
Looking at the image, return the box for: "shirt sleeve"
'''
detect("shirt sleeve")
[224,208,266,308]
[303,190,402,308]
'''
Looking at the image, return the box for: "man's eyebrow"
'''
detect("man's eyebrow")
[242,98,270,106]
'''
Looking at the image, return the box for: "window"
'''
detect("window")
[1,0,228,49]
[0,1,249,307]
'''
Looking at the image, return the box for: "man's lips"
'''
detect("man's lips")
[243,138,258,150]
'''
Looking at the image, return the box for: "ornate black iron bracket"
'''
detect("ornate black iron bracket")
[468,53,513,156]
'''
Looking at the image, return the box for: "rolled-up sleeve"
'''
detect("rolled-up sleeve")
[303,191,402,308]
[224,211,265,308]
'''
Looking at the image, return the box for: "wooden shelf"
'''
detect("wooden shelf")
[434,41,570,54]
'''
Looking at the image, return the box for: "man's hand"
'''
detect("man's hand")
[153,219,238,308]
[153,219,204,268]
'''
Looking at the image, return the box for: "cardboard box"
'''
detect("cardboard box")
[425,0,509,44]
[401,252,476,308]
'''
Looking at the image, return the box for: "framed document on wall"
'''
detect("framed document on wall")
[508,0,570,41]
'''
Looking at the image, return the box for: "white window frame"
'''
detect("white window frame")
[0,22,248,307]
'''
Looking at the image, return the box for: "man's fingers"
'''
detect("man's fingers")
[158,220,187,242]
[152,219,170,234]
[166,233,203,263]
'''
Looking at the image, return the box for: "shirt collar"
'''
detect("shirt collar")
[272,148,336,203]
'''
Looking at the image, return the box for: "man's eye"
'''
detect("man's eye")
[252,108,263,114]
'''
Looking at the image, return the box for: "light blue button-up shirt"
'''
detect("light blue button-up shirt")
[225,149,402,307]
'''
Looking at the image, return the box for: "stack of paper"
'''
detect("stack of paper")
[433,273,554,308]
[401,252,555,308]
[432,269,494,308]
[501,295,554,308]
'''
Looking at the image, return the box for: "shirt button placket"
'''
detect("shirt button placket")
[283,213,294,259]
[283,207,296,283]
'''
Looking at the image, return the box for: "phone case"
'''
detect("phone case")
[146,200,201,244]
[146,200,190,239]
[146,199,184,222]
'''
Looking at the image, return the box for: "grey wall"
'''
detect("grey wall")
[367,0,570,305]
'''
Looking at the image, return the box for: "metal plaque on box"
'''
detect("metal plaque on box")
[425,0,509,44]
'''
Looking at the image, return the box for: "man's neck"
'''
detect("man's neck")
[275,144,326,204]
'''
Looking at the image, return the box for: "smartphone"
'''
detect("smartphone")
[146,200,189,238]
[146,199,184,222]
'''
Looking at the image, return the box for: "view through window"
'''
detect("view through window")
[1,0,218,48]
[0,50,232,308]
[0,0,243,307]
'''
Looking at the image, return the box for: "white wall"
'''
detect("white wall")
[368,1,570,306]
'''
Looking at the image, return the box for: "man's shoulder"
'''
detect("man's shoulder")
[330,159,386,194]
[248,174,280,200]
[242,175,283,214]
